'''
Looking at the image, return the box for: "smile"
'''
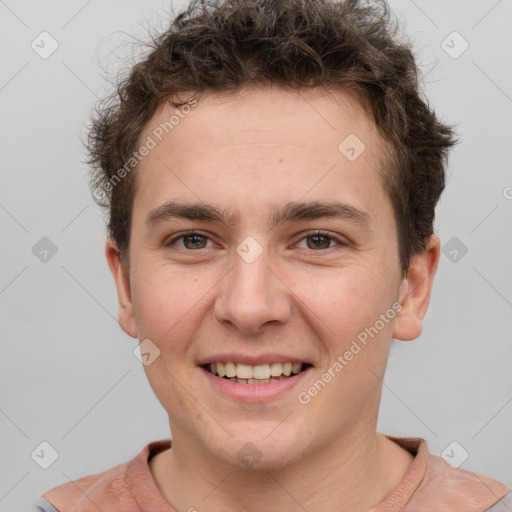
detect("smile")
[204,361,309,384]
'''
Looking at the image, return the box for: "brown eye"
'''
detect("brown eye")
[165,231,213,250]
[306,234,332,249]
[295,231,347,251]
[182,234,208,249]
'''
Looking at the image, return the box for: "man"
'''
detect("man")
[37,0,510,510]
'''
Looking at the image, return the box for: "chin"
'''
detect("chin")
[207,426,308,471]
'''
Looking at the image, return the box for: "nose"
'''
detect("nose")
[214,247,292,334]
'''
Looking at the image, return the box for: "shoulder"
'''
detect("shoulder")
[486,491,512,511]
[382,437,509,512]
[39,440,171,511]
[410,452,509,511]
[41,459,131,511]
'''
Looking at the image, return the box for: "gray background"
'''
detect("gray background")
[1,0,511,509]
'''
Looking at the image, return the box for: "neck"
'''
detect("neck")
[151,426,413,512]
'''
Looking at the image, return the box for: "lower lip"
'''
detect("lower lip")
[200,366,312,402]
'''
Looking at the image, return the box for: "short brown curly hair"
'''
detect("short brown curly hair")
[86,0,456,276]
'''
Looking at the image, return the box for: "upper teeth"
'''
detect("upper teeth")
[210,362,303,379]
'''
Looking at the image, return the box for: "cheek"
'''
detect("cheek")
[131,263,213,354]
[292,262,395,344]
[294,269,394,426]
[131,266,212,411]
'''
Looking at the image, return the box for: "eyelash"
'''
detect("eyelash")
[164,230,348,251]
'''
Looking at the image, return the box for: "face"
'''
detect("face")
[107,86,438,470]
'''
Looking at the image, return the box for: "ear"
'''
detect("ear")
[392,234,440,341]
[105,238,138,338]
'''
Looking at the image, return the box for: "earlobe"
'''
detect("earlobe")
[392,235,441,341]
[105,238,138,338]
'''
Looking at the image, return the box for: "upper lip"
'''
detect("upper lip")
[197,353,313,366]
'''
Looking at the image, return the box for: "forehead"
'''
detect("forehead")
[133,86,392,227]
[147,86,379,151]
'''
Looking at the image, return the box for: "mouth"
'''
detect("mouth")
[202,361,312,384]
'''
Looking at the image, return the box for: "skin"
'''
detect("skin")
[106,86,440,512]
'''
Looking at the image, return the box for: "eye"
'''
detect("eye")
[165,231,214,250]
[164,230,348,252]
[295,231,347,250]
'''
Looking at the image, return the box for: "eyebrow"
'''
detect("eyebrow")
[145,200,373,231]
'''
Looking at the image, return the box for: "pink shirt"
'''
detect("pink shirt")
[41,436,509,511]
